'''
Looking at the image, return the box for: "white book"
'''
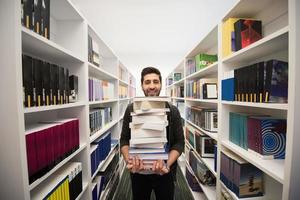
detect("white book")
[133,108,170,115]
[132,114,167,123]
[133,96,171,102]
[131,142,166,149]
[134,101,166,112]
[130,137,167,145]
[141,121,168,131]
[129,148,166,154]
[131,128,166,139]
[130,121,168,131]
[129,153,168,160]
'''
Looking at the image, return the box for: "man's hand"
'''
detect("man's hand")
[126,156,144,173]
[152,160,170,175]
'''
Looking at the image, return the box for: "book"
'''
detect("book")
[130,137,167,145]
[33,0,42,35]
[129,148,166,154]
[133,96,171,102]
[130,127,166,139]
[33,58,43,106]
[58,66,65,104]
[40,0,50,39]
[133,108,170,115]
[222,70,235,101]
[203,83,218,99]
[247,117,286,159]
[264,59,288,103]
[195,130,215,158]
[222,18,240,57]
[131,113,167,123]
[129,153,168,160]
[195,53,217,70]
[133,101,166,111]
[234,19,262,51]
[131,142,166,149]
[173,72,182,81]
[92,38,100,66]
[69,75,78,102]
[22,55,34,107]
[23,0,34,30]
[42,61,51,106]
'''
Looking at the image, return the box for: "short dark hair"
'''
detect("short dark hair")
[141,67,162,84]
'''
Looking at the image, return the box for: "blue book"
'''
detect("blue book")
[222,70,235,101]
[264,59,288,103]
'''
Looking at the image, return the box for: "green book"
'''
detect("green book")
[195,53,218,71]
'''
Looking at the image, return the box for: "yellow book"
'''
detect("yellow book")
[65,179,70,200]
[222,18,240,58]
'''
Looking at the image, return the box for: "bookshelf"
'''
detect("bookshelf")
[166,0,300,199]
[0,0,136,199]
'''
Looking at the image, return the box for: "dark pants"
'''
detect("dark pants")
[130,173,174,200]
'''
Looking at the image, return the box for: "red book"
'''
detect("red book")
[25,132,38,182]
[35,128,48,174]
[45,125,55,168]
[51,124,61,164]
[65,120,73,155]
[59,123,66,159]
[73,119,80,150]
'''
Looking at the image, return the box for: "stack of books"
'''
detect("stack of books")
[129,96,171,169]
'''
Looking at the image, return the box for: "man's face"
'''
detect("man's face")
[142,73,161,96]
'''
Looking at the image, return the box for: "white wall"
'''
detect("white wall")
[71,0,238,96]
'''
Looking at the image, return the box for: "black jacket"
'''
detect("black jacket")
[120,102,185,179]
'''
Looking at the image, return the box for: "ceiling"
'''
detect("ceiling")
[71,0,238,94]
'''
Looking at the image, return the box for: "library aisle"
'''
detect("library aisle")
[1,0,300,200]
[113,166,198,200]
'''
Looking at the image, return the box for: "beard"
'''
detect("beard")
[143,89,161,96]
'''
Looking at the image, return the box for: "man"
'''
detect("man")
[120,67,185,200]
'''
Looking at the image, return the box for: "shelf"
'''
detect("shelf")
[186,26,218,58]
[186,141,217,177]
[24,101,86,114]
[171,97,185,101]
[222,140,284,184]
[89,99,119,105]
[91,143,118,180]
[88,62,118,80]
[119,79,129,86]
[98,163,120,200]
[222,26,288,64]
[22,27,84,63]
[99,144,118,172]
[90,120,119,143]
[220,181,265,200]
[29,143,87,191]
[185,98,218,104]
[178,162,207,200]
[75,181,89,200]
[186,162,217,200]
[119,98,130,101]
[173,78,185,86]
[185,62,218,80]
[221,101,288,110]
[222,0,283,22]
[186,120,218,140]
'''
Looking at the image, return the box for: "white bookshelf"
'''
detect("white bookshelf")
[0,0,136,199]
[24,101,86,113]
[165,0,300,199]
[178,157,208,200]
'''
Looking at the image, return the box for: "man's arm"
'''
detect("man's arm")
[120,104,144,172]
[120,104,132,163]
[153,105,185,174]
